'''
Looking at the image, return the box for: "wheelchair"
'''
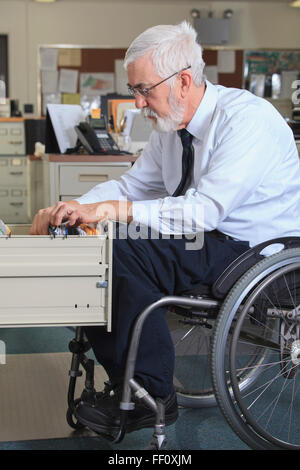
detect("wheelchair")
[66,235,300,450]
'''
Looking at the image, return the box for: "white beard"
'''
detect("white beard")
[142,88,185,133]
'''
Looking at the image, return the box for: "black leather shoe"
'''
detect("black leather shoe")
[74,384,178,436]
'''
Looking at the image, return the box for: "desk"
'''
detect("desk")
[28,153,137,219]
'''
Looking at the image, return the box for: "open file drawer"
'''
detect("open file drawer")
[0,224,113,329]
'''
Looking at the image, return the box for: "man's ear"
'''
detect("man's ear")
[179,71,192,98]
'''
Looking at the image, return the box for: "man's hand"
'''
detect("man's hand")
[30,200,80,235]
[30,200,133,235]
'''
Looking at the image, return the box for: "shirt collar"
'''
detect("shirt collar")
[186,80,218,141]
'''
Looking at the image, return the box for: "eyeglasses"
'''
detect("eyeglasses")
[127,65,191,98]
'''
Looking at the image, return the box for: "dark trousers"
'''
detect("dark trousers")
[84,226,249,398]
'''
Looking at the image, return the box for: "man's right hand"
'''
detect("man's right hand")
[30,200,80,235]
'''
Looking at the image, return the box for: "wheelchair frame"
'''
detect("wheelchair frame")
[67,236,300,450]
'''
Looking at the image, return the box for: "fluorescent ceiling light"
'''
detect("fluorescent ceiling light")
[34,0,57,3]
[290,1,300,7]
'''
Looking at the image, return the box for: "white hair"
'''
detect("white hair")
[124,21,205,88]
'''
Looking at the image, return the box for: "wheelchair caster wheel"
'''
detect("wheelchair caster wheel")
[147,437,168,450]
[66,398,85,430]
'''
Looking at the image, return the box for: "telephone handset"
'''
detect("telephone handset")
[74,118,122,155]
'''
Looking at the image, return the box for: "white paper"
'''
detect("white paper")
[116,102,136,131]
[122,109,140,136]
[205,66,218,84]
[40,48,58,71]
[41,70,58,94]
[47,104,84,154]
[217,50,235,74]
[58,69,79,94]
[80,73,115,96]
[115,59,129,95]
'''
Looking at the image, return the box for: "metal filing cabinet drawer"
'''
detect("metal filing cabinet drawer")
[0,224,113,329]
[0,121,25,155]
[0,187,28,223]
[59,163,131,196]
[0,156,27,186]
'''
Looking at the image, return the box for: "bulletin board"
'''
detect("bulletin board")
[245,50,300,75]
[38,46,127,116]
[38,45,244,117]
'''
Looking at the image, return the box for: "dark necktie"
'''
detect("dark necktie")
[172,128,194,197]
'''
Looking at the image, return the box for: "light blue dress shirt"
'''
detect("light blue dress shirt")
[76,81,300,247]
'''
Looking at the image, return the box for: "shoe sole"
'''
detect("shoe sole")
[74,409,178,437]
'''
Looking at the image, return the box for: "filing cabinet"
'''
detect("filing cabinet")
[42,155,133,207]
[0,156,28,223]
[0,119,28,224]
[0,119,25,155]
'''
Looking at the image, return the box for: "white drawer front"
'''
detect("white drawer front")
[0,234,113,327]
[0,122,25,155]
[59,163,130,196]
[0,156,27,185]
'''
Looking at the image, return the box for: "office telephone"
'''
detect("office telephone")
[75,118,122,155]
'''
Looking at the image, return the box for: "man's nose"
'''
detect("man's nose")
[135,94,148,109]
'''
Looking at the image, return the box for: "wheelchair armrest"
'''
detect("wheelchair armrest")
[212,236,300,300]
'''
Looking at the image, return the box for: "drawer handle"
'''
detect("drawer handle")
[8,141,23,145]
[78,174,108,183]
[9,171,23,176]
[10,202,23,207]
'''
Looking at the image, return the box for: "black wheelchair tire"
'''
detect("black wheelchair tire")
[211,247,300,450]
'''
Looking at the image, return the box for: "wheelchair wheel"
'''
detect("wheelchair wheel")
[167,305,271,408]
[211,247,300,450]
[167,309,217,407]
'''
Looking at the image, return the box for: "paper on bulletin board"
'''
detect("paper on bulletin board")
[80,73,115,96]
[58,48,82,67]
[40,48,58,71]
[217,50,235,74]
[58,69,79,93]
[62,93,81,105]
[41,70,58,94]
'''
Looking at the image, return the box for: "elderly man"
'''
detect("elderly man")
[31,21,300,436]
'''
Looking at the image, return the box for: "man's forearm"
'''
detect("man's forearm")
[103,200,133,224]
